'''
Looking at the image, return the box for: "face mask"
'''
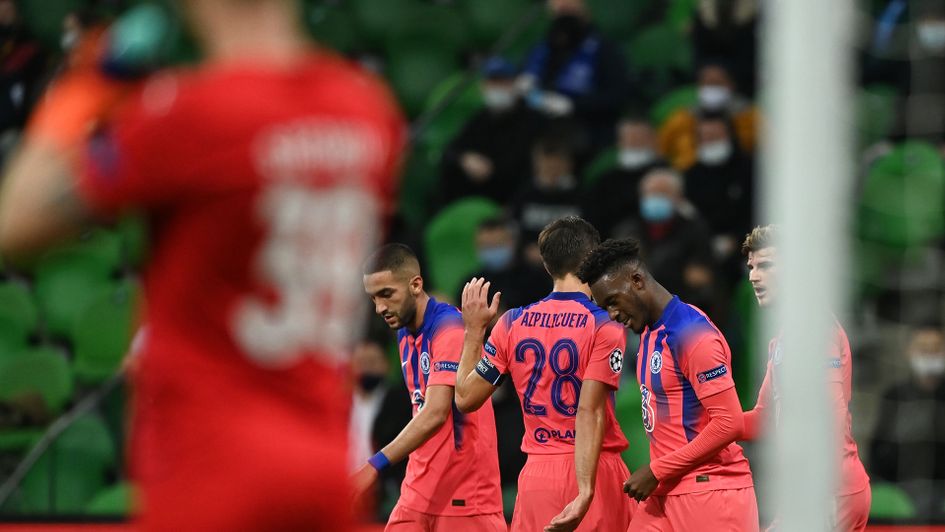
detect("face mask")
[640,195,675,222]
[698,85,732,110]
[478,245,514,271]
[483,87,516,112]
[61,29,79,51]
[698,140,733,166]
[618,148,655,170]
[918,23,945,53]
[910,353,945,378]
[358,373,385,392]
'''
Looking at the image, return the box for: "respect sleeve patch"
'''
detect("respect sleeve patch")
[484,342,497,356]
[434,361,459,372]
[475,356,505,385]
[696,364,728,383]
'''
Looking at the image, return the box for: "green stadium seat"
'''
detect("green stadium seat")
[72,281,139,385]
[730,278,760,406]
[856,85,898,149]
[463,0,534,49]
[305,4,364,54]
[587,0,655,40]
[34,260,115,340]
[85,482,136,516]
[349,0,419,49]
[423,197,503,297]
[627,24,692,72]
[857,141,945,250]
[386,45,461,117]
[418,72,484,165]
[869,482,917,520]
[666,0,698,31]
[0,346,73,415]
[582,147,618,186]
[650,85,697,127]
[388,4,470,57]
[117,215,150,268]
[17,413,115,514]
[615,380,650,471]
[396,149,439,234]
[0,281,38,360]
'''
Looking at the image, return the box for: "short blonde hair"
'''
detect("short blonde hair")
[741,225,778,256]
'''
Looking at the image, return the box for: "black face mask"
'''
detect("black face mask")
[548,14,588,51]
[358,374,385,392]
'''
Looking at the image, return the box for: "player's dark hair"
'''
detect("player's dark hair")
[741,225,779,256]
[577,238,644,286]
[363,243,419,275]
[533,128,575,159]
[538,216,600,279]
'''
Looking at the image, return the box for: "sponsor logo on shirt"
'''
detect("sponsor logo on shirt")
[610,348,624,373]
[650,351,663,374]
[434,361,459,372]
[484,342,497,356]
[419,352,431,374]
[534,427,576,444]
[697,364,728,383]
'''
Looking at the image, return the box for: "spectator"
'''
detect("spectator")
[511,131,584,265]
[612,168,717,315]
[691,0,759,96]
[683,113,754,282]
[584,115,668,238]
[658,61,759,171]
[519,0,630,150]
[0,0,45,133]
[438,57,543,206]
[870,325,945,519]
[348,340,412,519]
[454,216,550,310]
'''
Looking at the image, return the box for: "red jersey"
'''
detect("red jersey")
[636,296,753,496]
[75,52,405,523]
[757,321,870,495]
[476,292,628,455]
[396,298,502,516]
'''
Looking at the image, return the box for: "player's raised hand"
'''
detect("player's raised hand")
[461,277,501,331]
[623,463,659,502]
[545,492,592,532]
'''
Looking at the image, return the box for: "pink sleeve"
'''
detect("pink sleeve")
[683,332,736,400]
[650,387,744,481]
[475,312,511,385]
[742,360,773,441]
[428,322,463,387]
[583,321,626,389]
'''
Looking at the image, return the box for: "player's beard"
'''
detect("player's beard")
[395,296,418,330]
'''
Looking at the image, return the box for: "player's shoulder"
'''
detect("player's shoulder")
[428,299,463,331]
[666,298,722,345]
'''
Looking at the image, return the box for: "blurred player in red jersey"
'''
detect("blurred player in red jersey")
[455,217,636,532]
[0,1,404,529]
[741,225,871,532]
[578,238,759,531]
[359,244,505,531]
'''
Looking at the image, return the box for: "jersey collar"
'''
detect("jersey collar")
[543,291,592,302]
[652,295,682,329]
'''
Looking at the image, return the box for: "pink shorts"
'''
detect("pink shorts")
[835,487,871,532]
[385,504,506,532]
[511,452,636,532]
[628,487,759,532]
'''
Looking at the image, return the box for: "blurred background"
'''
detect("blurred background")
[0,0,942,528]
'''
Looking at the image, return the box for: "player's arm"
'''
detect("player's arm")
[351,383,454,498]
[741,360,773,441]
[625,335,744,501]
[454,277,502,413]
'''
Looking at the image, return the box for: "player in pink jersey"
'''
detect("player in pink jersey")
[741,225,871,531]
[578,238,758,531]
[455,217,635,532]
[0,1,403,529]
[359,243,505,531]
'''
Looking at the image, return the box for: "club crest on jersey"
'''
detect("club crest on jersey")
[419,352,431,374]
[609,348,623,373]
[650,351,663,374]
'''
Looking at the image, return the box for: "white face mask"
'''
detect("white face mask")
[483,87,517,112]
[698,85,732,110]
[698,140,733,166]
[618,148,655,170]
[910,353,945,378]
[918,22,945,53]
[61,29,79,51]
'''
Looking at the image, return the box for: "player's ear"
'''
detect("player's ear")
[630,270,646,291]
[409,275,423,296]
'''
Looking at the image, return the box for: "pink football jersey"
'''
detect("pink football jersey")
[476,292,629,455]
